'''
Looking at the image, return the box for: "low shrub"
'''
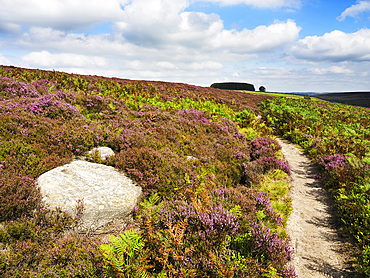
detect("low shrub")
[249,137,281,161]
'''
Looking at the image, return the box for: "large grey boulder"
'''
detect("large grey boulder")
[37,160,142,232]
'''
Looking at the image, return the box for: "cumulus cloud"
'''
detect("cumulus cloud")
[15,0,299,58]
[0,0,305,89]
[21,51,107,68]
[194,0,301,9]
[188,61,223,70]
[337,0,370,21]
[309,66,353,75]
[215,20,300,53]
[115,0,300,51]
[0,0,125,32]
[290,29,370,62]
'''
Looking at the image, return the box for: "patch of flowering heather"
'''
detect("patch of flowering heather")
[22,95,80,119]
[316,154,354,188]
[0,173,41,221]
[234,151,248,160]
[32,79,58,95]
[233,130,246,141]
[250,223,294,275]
[0,76,39,98]
[158,198,240,272]
[255,156,292,176]
[249,137,281,160]
[317,154,349,171]
[281,266,298,277]
[159,198,240,243]
[178,108,210,124]
[210,186,284,230]
[251,190,283,226]
[0,98,24,114]
[209,186,294,276]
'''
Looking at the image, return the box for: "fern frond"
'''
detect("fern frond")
[100,229,152,277]
[230,205,243,217]
[167,219,187,247]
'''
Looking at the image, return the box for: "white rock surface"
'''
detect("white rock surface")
[88,147,115,160]
[37,160,142,232]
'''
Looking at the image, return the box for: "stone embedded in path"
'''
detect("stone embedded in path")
[37,160,142,232]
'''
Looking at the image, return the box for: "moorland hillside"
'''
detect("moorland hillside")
[0,65,369,277]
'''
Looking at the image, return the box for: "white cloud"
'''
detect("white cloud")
[115,0,300,51]
[7,0,369,93]
[309,66,353,75]
[194,0,301,9]
[237,64,367,92]
[290,29,370,62]
[115,0,223,47]
[156,61,178,70]
[188,61,223,70]
[17,27,135,59]
[2,0,300,89]
[21,51,107,68]
[215,20,300,53]
[0,0,125,31]
[337,0,370,21]
[0,53,10,65]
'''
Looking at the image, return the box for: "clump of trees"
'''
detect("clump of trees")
[211,82,255,91]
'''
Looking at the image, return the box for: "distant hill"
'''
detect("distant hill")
[314,92,370,108]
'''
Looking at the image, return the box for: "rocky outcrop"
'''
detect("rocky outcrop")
[37,160,142,232]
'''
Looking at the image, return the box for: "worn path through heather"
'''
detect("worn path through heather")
[277,139,358,278]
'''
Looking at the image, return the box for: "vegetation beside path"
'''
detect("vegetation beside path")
[260,96,370,276]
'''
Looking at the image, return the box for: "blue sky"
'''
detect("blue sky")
[0,0,369,92]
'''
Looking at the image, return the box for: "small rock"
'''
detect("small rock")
[186,155,197,161]
[88,147,115,161]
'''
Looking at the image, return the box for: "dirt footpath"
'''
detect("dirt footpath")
[277,139,358,278]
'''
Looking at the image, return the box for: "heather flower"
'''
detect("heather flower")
[251,190,283,226]
[250,223,293,269]
[23,95,80,119]
[316,154,353,188]
[243,155,291,177]
[153,197,243,274]
[249,137,281,160]
[159,198,240,246]
[254,156,291,176]
[234,151,248,160]
[233,131,246,141]
[317,154,348,171]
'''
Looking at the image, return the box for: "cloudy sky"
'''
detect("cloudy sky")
[0,0,369,92]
